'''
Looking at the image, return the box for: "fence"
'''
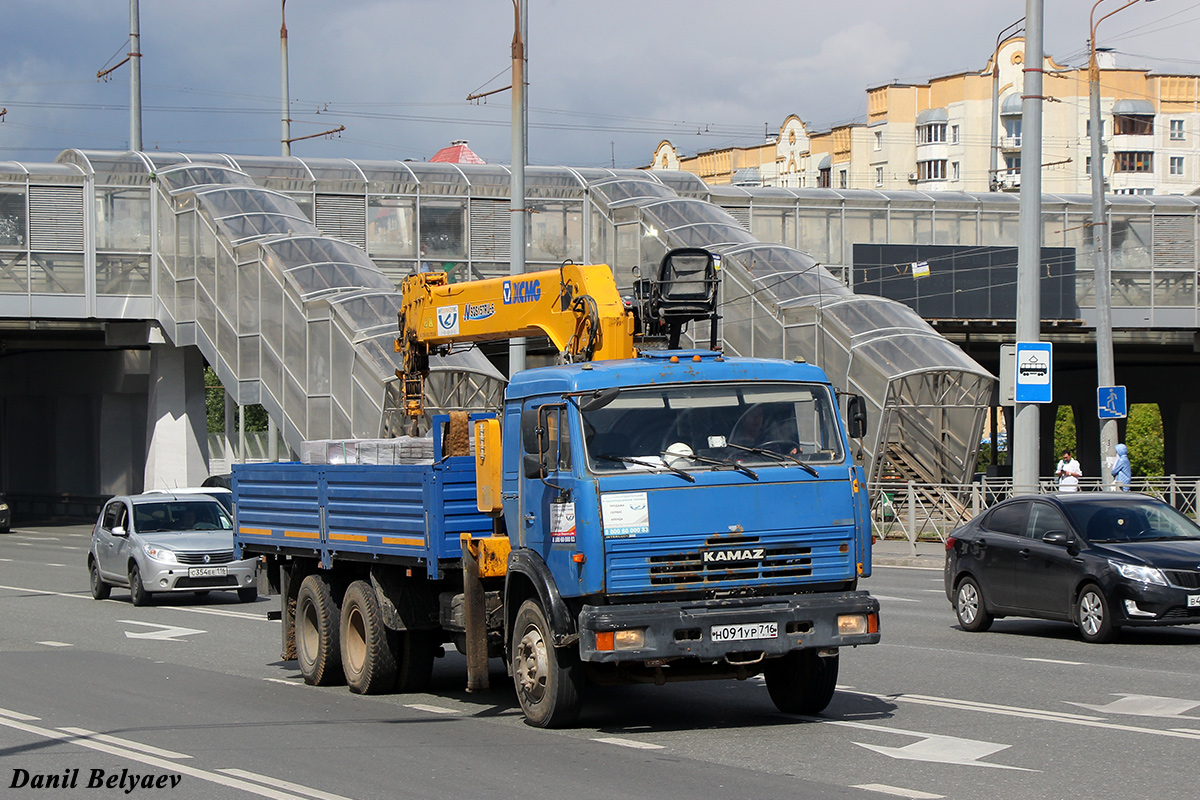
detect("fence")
[870,476,1200,550]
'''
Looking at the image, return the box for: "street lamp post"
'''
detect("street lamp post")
[1089,0,1152,485]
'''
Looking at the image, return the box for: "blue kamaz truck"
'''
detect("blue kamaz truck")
[234,250,880,727]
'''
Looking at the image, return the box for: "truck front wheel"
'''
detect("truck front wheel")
[511,599,583,728]
[340,581,396,694]
[764,649,839,715]
[296,575,344,686]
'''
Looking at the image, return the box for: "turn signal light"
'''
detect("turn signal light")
[596,631,615,651]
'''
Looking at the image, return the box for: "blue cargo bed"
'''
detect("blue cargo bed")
[233,458,492,578]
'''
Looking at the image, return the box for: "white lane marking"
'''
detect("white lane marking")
[37,641,72,647]
[405,703,460,715]
[811,719,1030,771]
[14,542,32,546]
[263,678,306,687]
[0,583,272,622]
[873,564,941,571]
[847,690,1200,742]
[1067,694,1200,719]
[1171,727,1200,734]
[219,769,355,800]
[921,589,946,593]
[120,620,207,641]
[0,558,13,562]
[0,706,40,721]
[59,727,192,759]
[9,535,59,541]
[872,594,921,603]
[853,784,945,799]
[45,563,68,567]
[1023,657,1084,666]
[0,714,308,800]
[592,736,665,750]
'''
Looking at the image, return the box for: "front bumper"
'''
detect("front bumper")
[578,590,880,663]
[138,557,258,594]
[1112,581,1200,627]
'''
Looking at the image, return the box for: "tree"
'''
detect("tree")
[205,366,269,433]
[1053,405,1076,461]
[1125,403,1164,477]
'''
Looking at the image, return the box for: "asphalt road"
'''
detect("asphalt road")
[2,523,1198,800]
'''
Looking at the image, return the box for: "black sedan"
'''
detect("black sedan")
[945,493,1200,642]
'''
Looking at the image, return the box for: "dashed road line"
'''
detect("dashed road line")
[592,736,665,750]
[218,769,356,800]
[37,641,72,647]
[0,583,272,622]
[405,703,460,715]
[854,784,945,799]
[1024,657,1084,666]
[58,727,192,759]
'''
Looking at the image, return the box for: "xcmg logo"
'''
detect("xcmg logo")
[502,278,541,305]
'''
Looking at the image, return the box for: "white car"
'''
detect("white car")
[88,493,257,605]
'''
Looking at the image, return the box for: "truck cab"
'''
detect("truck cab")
[500,350,879,724]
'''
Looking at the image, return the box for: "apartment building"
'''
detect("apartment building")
[649,38,1200,196]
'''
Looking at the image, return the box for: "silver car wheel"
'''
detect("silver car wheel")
[957,582,979,625]
[1079,591,1104,636]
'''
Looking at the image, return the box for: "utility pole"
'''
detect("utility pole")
[1013,0,1044,495]
[508,0,528,376]
[129,0,142,151]
[281,0,291,156]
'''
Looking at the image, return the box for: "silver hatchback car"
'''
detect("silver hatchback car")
[88,493,258,605]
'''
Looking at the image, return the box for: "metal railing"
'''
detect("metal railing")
[869,476,1200,546]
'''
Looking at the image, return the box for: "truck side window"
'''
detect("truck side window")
[525,406,571,472]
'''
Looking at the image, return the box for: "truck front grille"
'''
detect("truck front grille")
[647,534,817,587]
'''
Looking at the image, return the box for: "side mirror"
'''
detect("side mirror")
[111,525,128,537]
[1042,530,1069,546]
[847,395,868,439]
[522,453,544,480]
[521,408,548,455]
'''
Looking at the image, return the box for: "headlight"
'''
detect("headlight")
[1109,559,1167,586]
[143,545,177,563]
[0,502,8,510]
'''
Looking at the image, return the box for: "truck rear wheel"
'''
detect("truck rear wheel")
[764,649,839,715]
[392,630,437,693]
[296,575,344,686]
[511,599,583,728]
[340,581,396,694]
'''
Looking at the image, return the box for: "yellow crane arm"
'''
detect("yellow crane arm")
[394,263,635,419]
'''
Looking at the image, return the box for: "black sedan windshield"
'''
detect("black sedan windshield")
[1066,500,1200,543]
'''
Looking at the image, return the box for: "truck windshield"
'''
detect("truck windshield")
[580,382,845,473]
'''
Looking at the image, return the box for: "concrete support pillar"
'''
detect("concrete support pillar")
[100,392,147,495]
[144,344,209,489]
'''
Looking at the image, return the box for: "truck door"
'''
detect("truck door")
[519,402,576,572]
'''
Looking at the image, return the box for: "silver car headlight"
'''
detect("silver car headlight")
[1109,559,1167,586]
[0,502,8,511]
[143,544,177,564]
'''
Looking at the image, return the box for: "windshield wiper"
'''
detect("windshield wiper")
[595,454,696,483]
[661,450,758,481]
[724,443,819,477]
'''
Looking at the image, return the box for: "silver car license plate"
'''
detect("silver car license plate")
[710,622,777,643]
[188,566,228,578]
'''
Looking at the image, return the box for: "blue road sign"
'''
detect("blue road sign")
[1098,385,1127,419]
[1014,342,1053,403]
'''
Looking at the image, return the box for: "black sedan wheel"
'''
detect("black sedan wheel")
[955,576,993,632]
[1076,583,1117,643]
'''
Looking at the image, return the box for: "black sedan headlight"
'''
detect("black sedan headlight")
[1108,559,1168,587]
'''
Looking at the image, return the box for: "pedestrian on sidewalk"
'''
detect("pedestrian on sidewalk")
[1056,449,1081,492]
[1111,443,1131,491]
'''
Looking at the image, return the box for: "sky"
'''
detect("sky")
[2,1,1199,170]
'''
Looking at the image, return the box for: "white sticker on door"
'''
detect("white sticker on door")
[600,492,649,539]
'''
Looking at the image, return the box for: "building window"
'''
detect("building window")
[917,160,947,181]
[818,168,830,188]
[1113,114,1153,136]
[875,166,884,187]
[1115,151,1153,172]
[1171,156,1185,175]
[1085,156,1091,175]
[951,161,960,181]
[838,169,848,189]
[1171,119,1185,141]
[874,131,883,151]
[951,125,960,144]
[1115,187,1153,195]
[1003,118,1022,147]
[917,123,947,144]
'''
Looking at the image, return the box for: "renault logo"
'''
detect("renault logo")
[203,554,211,564]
